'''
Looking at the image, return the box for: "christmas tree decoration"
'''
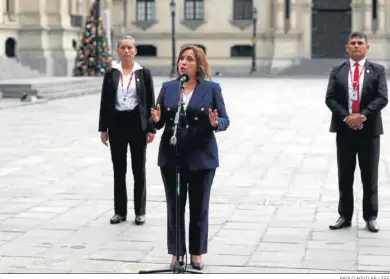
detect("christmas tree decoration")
[73,2,112,77]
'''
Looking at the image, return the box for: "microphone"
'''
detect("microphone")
[179,73,190,83]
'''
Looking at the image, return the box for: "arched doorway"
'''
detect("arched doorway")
[311,0,351,58]
[5,37,16,58]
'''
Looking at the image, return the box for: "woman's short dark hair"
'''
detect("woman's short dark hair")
[176,44,211,80]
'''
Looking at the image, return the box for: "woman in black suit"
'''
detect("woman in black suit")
[151,45,230,270]
[98,35,156,225]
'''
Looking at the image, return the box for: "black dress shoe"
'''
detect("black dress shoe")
[329,216,351,230]
[110,214,126,224]
[366,220,379,232]
[135,215,145,225]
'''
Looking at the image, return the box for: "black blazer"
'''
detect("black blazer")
[98,66,156,133]
[325,60,388,136]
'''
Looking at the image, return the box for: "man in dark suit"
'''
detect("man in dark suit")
[325,32,388,233]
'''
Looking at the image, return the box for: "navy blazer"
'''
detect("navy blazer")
[153,78,230,171]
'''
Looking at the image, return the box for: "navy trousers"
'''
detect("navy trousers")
[161,167,216,256]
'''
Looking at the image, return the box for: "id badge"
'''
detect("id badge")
[119,90,130,107]
[352,89,358,101]
[120,97,128,106]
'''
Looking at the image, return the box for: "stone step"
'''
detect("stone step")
[0,77,103,98]
[277,58,390,77]
[0,57,42,80]
[40,87,103,100]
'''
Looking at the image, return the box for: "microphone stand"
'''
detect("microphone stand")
[139,79,202,274]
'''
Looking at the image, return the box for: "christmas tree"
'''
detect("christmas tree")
[73,2,112,76]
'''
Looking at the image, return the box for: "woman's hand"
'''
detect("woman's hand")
[151,104,161,123]
[101,132,108,146]
[146,132,155,143]
[209,109,218,127]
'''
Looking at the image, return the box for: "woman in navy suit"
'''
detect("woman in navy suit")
[151,45,229,270]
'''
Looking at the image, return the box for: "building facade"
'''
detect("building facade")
[0,0,389,76]
[0,0,112,76]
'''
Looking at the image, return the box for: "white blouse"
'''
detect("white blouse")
[182,91,193,111]
[112,61,143,111]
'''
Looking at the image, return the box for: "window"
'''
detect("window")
[233,0,253,20]
[372,0,377,19]
[137,45,157,56]
[285,0,290,19]
[230,45,253,57]
[5,37,16,58]
[136,0,155,21]
[372,0,378,33]
[185,0,204,20]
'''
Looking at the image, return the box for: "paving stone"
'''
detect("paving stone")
[305,249,357,261]
[212,229,264,246]
[302,260,357,271]
[116,262,173,273]
[358,255,390,267]
[261,227,310,243]
[306,240,357,250]
[89,250,148,262]
[222,221,266,231]
[201,254,248,267]
[358,238,390,247]
[308,269,358,273]
[358,265,390,272]
[250,251,304,264]
[1,76,390,273]
[0,231,24,241]
[310,230,358,241]
[208,241,255,256]
[255,242,306,253]
[266,267,310,273]
[358,246,390,256]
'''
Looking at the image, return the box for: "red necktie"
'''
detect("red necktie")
[352,62,360,113]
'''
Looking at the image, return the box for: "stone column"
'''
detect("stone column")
[47,0,78,76]
[301,0,312,58]
[18,0,83,76]
[255,0,271,33]
[288,0,297,33]
[351,0,364,32]
[0,0,4,24]
[377,0,386,33]
[363,0,373,33]
[275,0,285,33]
[17,0,52,75]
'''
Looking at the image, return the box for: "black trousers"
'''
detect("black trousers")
[336,132,380,222]
[161,167,215,256]
[108,108,147,217]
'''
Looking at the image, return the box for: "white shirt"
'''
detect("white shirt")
[348,57,366,113]
[182,91,193,111]
[112,61,143,111]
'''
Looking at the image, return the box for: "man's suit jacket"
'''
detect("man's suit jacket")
[153,78,230,171]
[325,60,388,136]
[98,66,155,133]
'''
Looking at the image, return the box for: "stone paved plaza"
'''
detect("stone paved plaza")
[1,77,390,273]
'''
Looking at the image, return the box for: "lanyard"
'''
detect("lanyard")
[120,72,134,92]
[349,64,365,91]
